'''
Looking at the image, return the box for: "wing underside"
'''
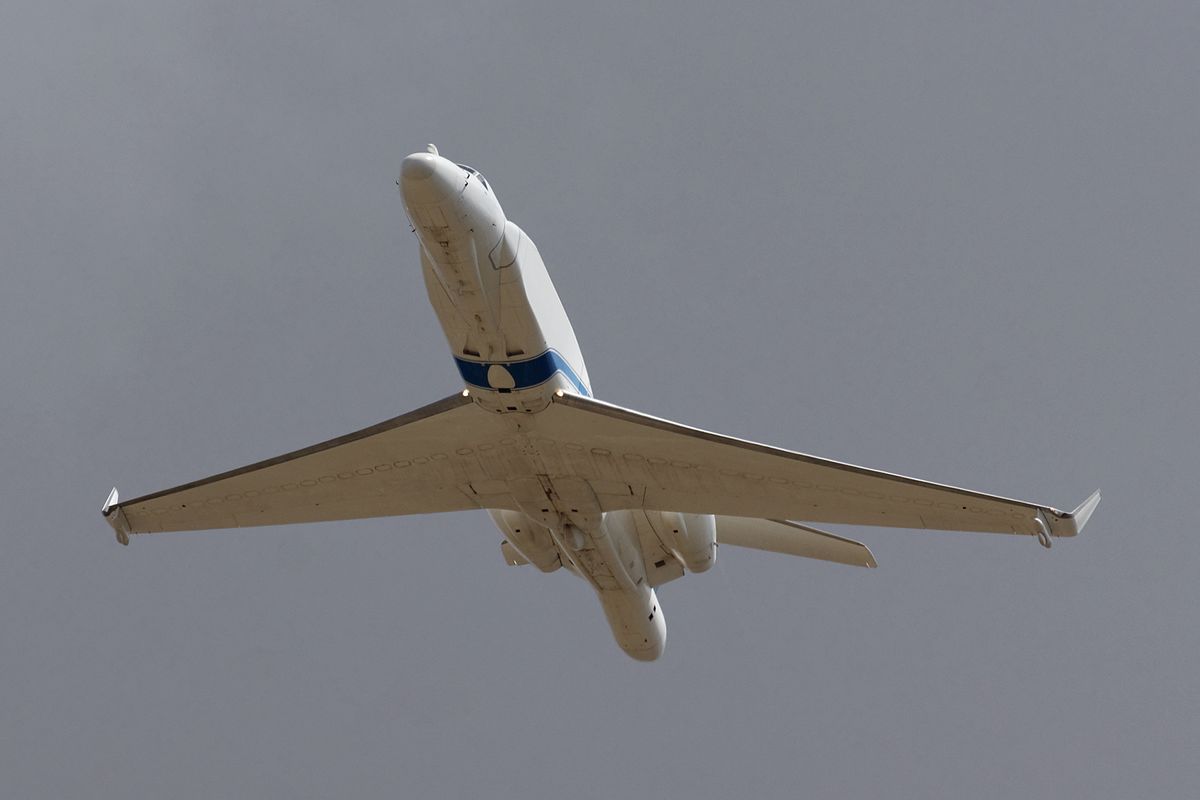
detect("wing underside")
[104,391,1097,548]
[105,393,498,539]
[532,394,1097,542]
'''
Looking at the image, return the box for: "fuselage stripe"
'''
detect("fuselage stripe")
[454,350,591,397]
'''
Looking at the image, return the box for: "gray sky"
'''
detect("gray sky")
[3,1,1197,797]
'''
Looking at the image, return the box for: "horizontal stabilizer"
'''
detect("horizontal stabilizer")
[717,517,876,568]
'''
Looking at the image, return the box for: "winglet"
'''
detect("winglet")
[1044,490,1101,540]
[101,488,131,546]
[1068,490,1102,535]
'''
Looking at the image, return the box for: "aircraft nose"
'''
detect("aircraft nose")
[400,152,462,206]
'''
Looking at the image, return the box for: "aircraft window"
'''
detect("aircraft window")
[457,163,490,192]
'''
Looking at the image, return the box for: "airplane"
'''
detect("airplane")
[102,144,1100,661]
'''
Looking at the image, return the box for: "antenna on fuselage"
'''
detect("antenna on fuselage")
[426,143,439,155]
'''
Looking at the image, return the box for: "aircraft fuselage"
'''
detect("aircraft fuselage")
[399,147,715,660]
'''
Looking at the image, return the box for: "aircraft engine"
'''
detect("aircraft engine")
[489,510,561,572]
[651,511,716,573]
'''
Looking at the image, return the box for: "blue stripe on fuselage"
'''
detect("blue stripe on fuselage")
[454,350,590,397]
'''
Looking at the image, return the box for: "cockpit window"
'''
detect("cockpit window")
[457,163,490,192]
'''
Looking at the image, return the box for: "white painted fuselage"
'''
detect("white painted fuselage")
[400,147,714,660]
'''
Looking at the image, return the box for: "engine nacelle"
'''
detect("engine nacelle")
[650,511,716,573]
[489,510,561,573]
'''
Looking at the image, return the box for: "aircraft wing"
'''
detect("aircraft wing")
[103,393,501,543]
[537,394,1099,544]
[102,390,1098,549]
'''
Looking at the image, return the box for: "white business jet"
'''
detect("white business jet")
[103,145,1099,660]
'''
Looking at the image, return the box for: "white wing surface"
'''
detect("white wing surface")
[103,391,1098,547]
[104,393,505,540]
[534,395,1098,542]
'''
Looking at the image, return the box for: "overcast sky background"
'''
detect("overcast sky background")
[3,1,1197,797]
